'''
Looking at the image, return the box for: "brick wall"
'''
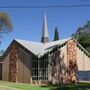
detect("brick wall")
[67,40,78,83]
[9,43,18,82]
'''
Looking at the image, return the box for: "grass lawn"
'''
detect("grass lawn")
[0,81,90,90]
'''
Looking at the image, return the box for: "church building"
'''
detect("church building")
[0,14,90,85]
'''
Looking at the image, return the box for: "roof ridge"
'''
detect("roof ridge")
[15,38,44,45]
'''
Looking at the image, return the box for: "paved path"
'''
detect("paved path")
[0,85,20,90]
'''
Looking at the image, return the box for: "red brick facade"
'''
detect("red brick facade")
[9,43,18,82]
[67,40,77,83]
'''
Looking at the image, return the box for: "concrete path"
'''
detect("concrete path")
[0,85,20,90]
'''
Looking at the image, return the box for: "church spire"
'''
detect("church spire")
[54,27,59,41]
[41,13,49,43]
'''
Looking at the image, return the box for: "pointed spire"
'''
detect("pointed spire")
[54,27,59,41]
[41,13,49,43]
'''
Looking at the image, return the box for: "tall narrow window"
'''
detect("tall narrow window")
[39,56,48,81]
[32,57,38,80]
[32,55,48,81]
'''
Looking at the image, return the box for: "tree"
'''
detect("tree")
[0,49,4,56]
[54,27,59,41]
[74,32,90,52]
[0,12,12,41]
[73,21,90,52]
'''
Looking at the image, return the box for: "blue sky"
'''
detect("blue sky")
[0,0,90,50]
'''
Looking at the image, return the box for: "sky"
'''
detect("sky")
[0,0,90,50]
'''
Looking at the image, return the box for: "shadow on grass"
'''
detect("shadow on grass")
[41,83,90,90]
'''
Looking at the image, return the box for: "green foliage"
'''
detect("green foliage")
[0,50,4,56]
[74,32,90,52]
[0,12,12,31]
[0,12,13,43]
[73,21,90,53]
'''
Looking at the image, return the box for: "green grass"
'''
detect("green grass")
[0,81,90,90]
[0,81,50,90]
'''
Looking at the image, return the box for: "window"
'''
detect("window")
[32,56,48,81]
[32,59,38,80]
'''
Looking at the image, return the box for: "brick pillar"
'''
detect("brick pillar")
[67,40,77,83]
[9,42,18,82]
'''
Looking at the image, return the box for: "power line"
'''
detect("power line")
[0,4,90,8]
[81,0,90,2]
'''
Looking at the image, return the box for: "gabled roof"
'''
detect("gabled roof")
[15,39,44,57]
[15,38,71,58]
[73,38,90,57]
[1,37,90,60]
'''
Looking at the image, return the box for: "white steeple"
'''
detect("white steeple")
[41,13,49,43]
